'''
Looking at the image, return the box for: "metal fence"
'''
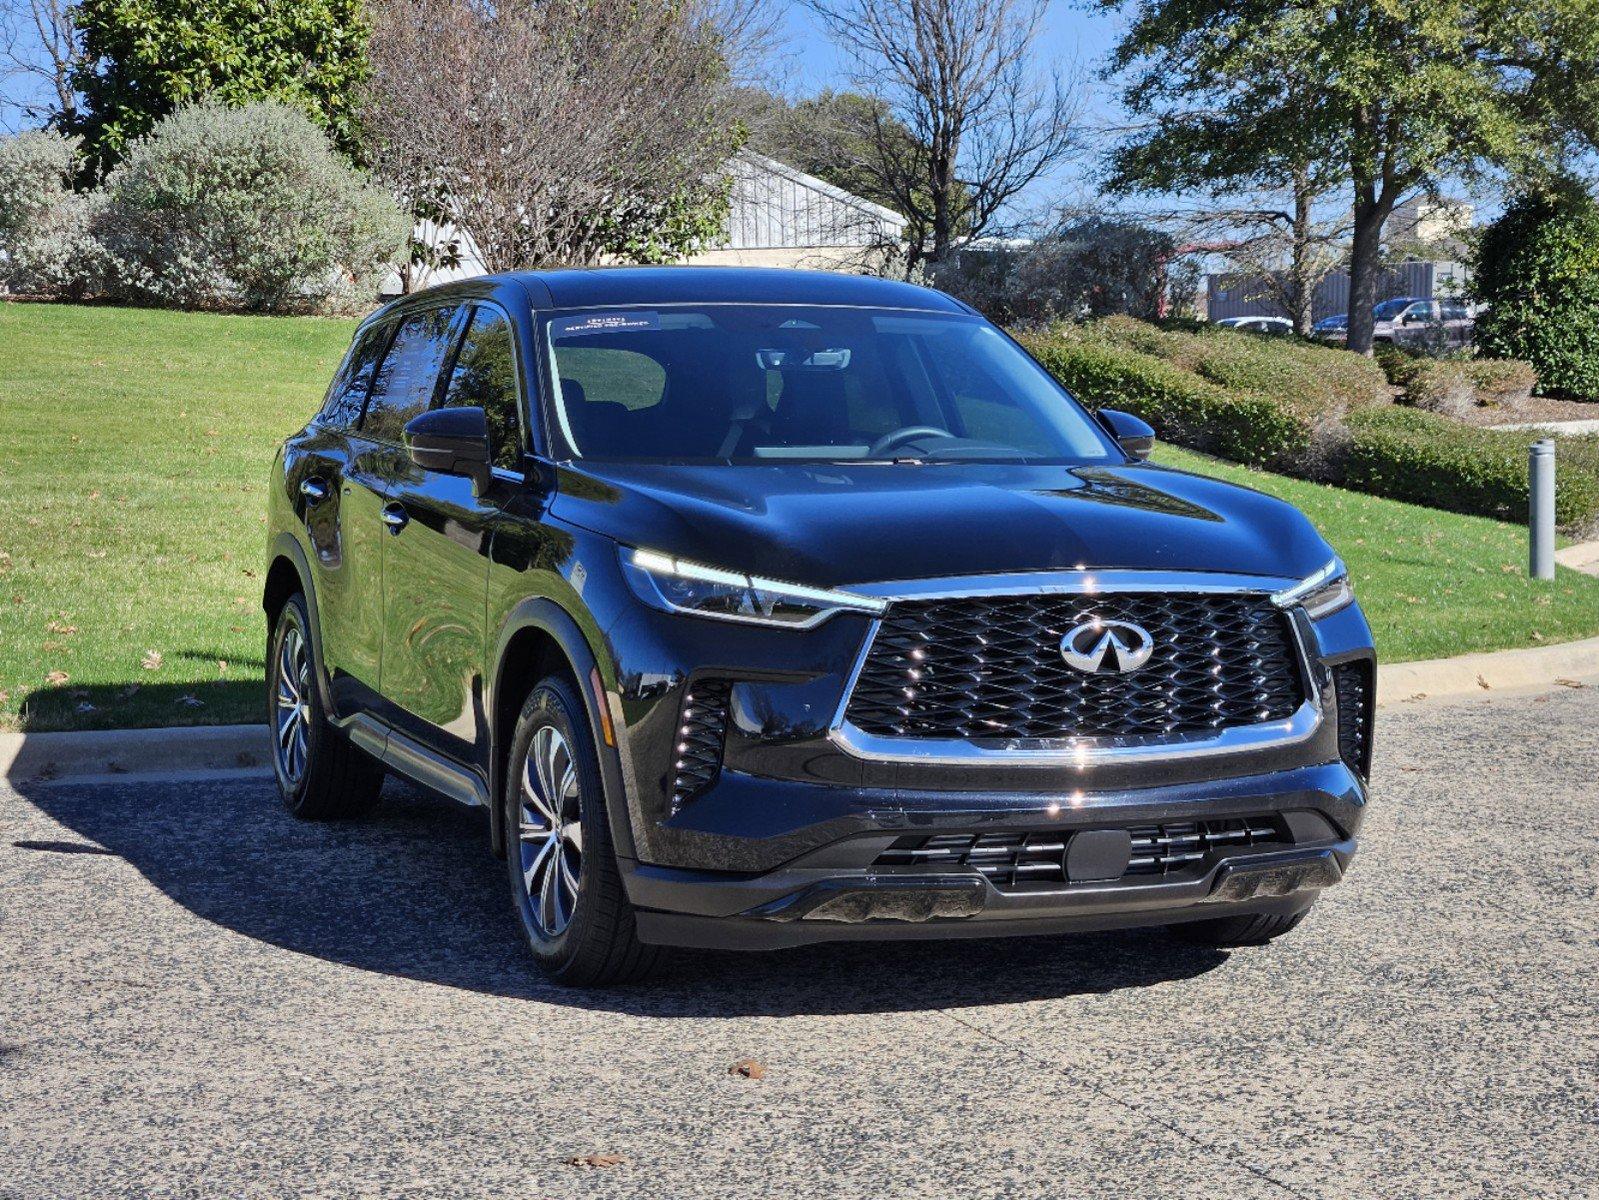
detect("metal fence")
[1205,261,1471,322]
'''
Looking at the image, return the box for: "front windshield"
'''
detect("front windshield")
[542,305,1120,464]
[1373,298,1414,320]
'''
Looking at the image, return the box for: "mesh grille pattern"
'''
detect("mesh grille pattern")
[845,592,1304,740]
[1333,662,1373,778]
[671,679,732,812]
[874,817,1287,893]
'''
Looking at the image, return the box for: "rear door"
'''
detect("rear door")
[376,302,524,763]
[295,318,395,719]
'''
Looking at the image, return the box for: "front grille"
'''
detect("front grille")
[874,817,1287,893]
[1333,662,1373,778]
[844,592,1303,741]
[670,678,731,812]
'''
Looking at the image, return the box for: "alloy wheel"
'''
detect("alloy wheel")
[519,724,583,938]
[274,625,312,785]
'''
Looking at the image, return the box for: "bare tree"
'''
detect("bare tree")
[363,0,763,270]
[0,0,79,130]
[1177,167,1351,335]
[802,0,1080,268]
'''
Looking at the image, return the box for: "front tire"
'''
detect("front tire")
[267,593,384,819]
[505,675,661,986]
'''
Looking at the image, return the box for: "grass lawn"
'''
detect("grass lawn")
[3,301,1598,733]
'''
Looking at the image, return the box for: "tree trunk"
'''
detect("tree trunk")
[1346,198,1387,356]
[1289,176,1315,336]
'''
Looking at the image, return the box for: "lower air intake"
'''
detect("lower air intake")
[671,679,732,812]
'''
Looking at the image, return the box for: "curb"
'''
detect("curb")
[1377,635,1599,706]
[0,724,270,786]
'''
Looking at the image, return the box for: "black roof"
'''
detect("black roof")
[505,266,971,313]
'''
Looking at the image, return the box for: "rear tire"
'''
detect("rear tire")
[1170,904,1312,947]
[505,674,661,986]
[267,593,384,820]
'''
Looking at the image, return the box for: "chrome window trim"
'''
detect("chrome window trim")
[827,570,1324,766]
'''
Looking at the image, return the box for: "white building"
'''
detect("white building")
[383,152,908,295]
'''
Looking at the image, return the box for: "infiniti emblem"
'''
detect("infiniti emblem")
[1060,619,1156,675]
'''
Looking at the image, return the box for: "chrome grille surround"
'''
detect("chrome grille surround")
[830,571,1321,765]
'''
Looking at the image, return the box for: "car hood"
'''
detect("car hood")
[549,460,1335,589]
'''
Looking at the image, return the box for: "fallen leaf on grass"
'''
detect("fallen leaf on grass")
[141,650,163,671]
[728,1058,766,1080]
[566,1154,624,1169]
[86,550,106,560]
[75,702,96,714]
[217,660,228,675]
[176,694,204,708]
[118,683,140,699]
[44,670,69,685]
[0,690,10,706]
[46,621,78,635]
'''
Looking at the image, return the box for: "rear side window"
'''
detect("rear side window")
[362,305,461,443]
[320,322,391,429]
[441,305,523,470]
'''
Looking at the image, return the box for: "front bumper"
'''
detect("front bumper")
[619,759,1366,949]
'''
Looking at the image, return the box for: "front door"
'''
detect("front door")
[379,302,527,765]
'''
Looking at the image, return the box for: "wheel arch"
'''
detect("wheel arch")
[263,534,336,715]
[487,598,633,862]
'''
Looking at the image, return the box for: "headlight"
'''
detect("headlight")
[1273,558,1355,620]
[620,547,887,629]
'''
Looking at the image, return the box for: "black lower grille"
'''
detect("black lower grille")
[671,679,731,812]
[844,591,1303,741]
[1333,662,1373,778]
[874,817,1288,892]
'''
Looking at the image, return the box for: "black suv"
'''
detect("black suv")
[265,268,1374,985]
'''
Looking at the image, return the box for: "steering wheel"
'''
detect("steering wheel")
[868,425,954,457]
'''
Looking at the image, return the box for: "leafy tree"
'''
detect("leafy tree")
[1473,181,1599,397]
[1101,0,1599,353]
[67,0,369,172]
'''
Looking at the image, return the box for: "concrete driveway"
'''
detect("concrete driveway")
[2,682,1595,1199]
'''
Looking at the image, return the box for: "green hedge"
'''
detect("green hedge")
[1376,348,1537,414]
[1018,317,1599,533]
[1346,407,1599,530]
[1015,330,1319,470]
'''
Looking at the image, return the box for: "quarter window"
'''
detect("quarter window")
[362,305,461,443]
[441,305,523,470]
[320,321,391,429]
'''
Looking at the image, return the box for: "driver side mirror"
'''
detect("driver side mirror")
[1098,408,1156,461]
[404,406,492,489]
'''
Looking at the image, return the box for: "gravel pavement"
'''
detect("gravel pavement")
[2,682,1596,1199]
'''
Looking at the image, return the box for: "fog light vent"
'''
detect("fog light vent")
[671,678,732,812]
[1332,662,1373,779]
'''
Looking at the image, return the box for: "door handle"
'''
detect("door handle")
[299,476,329,504]
[381,503,410,534]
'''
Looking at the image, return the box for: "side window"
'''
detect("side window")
[362,305,460,443]
[441,305,523,471]
[320,322,391,429]
[1442,301,1469,321]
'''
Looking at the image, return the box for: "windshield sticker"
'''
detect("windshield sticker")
[552,312,660,338]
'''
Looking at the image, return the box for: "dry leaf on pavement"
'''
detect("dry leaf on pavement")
[728,1059,766,1080]
[566,1154,624,1169]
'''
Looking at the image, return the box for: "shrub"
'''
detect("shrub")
[97,99,407,313]
[1472,182,1599,397]
[1346,407,1599,533]
[1377,348,1537,416]
[0,132,100,298]
[1015,326,1324,471]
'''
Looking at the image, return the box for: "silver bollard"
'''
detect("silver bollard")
[1530,438,1556,580]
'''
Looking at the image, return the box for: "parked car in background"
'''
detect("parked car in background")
[1311,298,1474,351]
[264,267,1376,985]
[1215,316,1294,336]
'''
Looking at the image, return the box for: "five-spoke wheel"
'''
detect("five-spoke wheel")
[518,724,584,938]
